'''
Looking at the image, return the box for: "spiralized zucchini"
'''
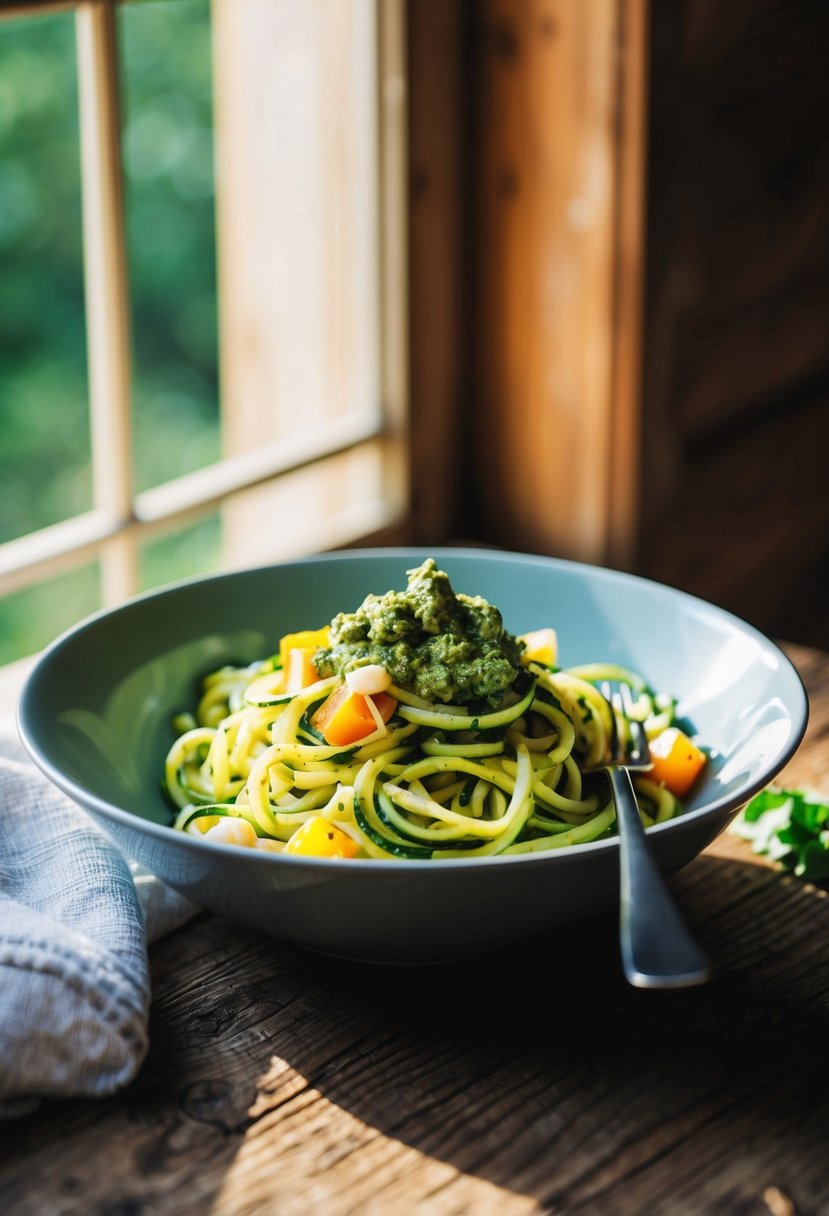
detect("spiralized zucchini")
[165,652,683,860]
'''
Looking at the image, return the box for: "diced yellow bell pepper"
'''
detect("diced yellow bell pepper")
[278,627,331,693]
[283,816,360,859]
[285,648,320,694]
[519,627,558,668]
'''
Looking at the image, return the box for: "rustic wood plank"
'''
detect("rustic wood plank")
[2,640,828,1215]
[406,0,468,545]
[639,390,829,651]
[471,0,646,566]
[607,0,649,570]
[643,0,829,447]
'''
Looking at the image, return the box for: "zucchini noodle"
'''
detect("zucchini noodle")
[165,653,685,860]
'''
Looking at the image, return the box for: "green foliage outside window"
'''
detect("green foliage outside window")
[0,0,220,664]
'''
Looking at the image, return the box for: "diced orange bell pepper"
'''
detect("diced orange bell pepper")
[310,683,397,746]
[283,816,359,858]
[648,727,707,798]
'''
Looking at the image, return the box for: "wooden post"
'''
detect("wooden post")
[406,0,467,543]
[472,0,648,567]
[76,0,138,603]
[211,0,406,567]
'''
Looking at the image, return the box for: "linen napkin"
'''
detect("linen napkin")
[0,717,198,1118]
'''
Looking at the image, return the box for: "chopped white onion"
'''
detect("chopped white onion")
[204,818,258,848]
[345,664,392,696]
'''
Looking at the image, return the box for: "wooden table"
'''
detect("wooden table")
[2,643,829,1216]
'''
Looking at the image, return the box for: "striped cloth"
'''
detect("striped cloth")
[0,721,197,1117]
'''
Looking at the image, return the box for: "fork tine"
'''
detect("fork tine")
[598,680,619,760]
[619,681,638,719]
[618,682,651,767]
[594,679,650,769]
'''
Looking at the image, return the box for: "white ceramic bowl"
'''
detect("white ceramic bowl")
[17,548,808,963]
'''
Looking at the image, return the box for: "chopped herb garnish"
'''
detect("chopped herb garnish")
[731,786,829,883]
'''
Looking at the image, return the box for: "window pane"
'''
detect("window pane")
[119,0,219,494]
[139,512,221,593]
[0,562,100,666]
[0,0,403,665]
[0,12,90,544]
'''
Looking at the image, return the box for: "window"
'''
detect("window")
[0,0,408,665]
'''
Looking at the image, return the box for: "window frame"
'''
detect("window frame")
[1,0,652,659]
[0,0,409,605]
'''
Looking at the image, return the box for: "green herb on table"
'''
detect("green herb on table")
[731,787,829,882]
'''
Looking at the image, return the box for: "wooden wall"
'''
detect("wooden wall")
[210,0,829,649]
[637,0,829,647]
[407,0,829,648]
[469,0,646,568]
[407,0,648,568]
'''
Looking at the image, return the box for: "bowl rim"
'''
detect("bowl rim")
[16,545,810,871]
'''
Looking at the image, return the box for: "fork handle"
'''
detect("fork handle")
[609,768,711,989]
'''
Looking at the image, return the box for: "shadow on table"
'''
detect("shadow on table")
[5,849,829,1214]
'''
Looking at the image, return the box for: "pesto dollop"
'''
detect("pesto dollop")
[314,559,524,705]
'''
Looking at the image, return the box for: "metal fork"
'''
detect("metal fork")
[597,680,711,989]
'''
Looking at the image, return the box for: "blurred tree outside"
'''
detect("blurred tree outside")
[0,0,220,664]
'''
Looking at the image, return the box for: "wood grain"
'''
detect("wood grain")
[639,0,829,641]
[643,0,829,448]
[211,0,405,569]
[76,0,138,607]
[471,0,647,567]
[639,388,829,651]
[406,0,468,546]
[3,642,829,1215]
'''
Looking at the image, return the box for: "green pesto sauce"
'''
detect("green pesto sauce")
[314,558,524,706]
